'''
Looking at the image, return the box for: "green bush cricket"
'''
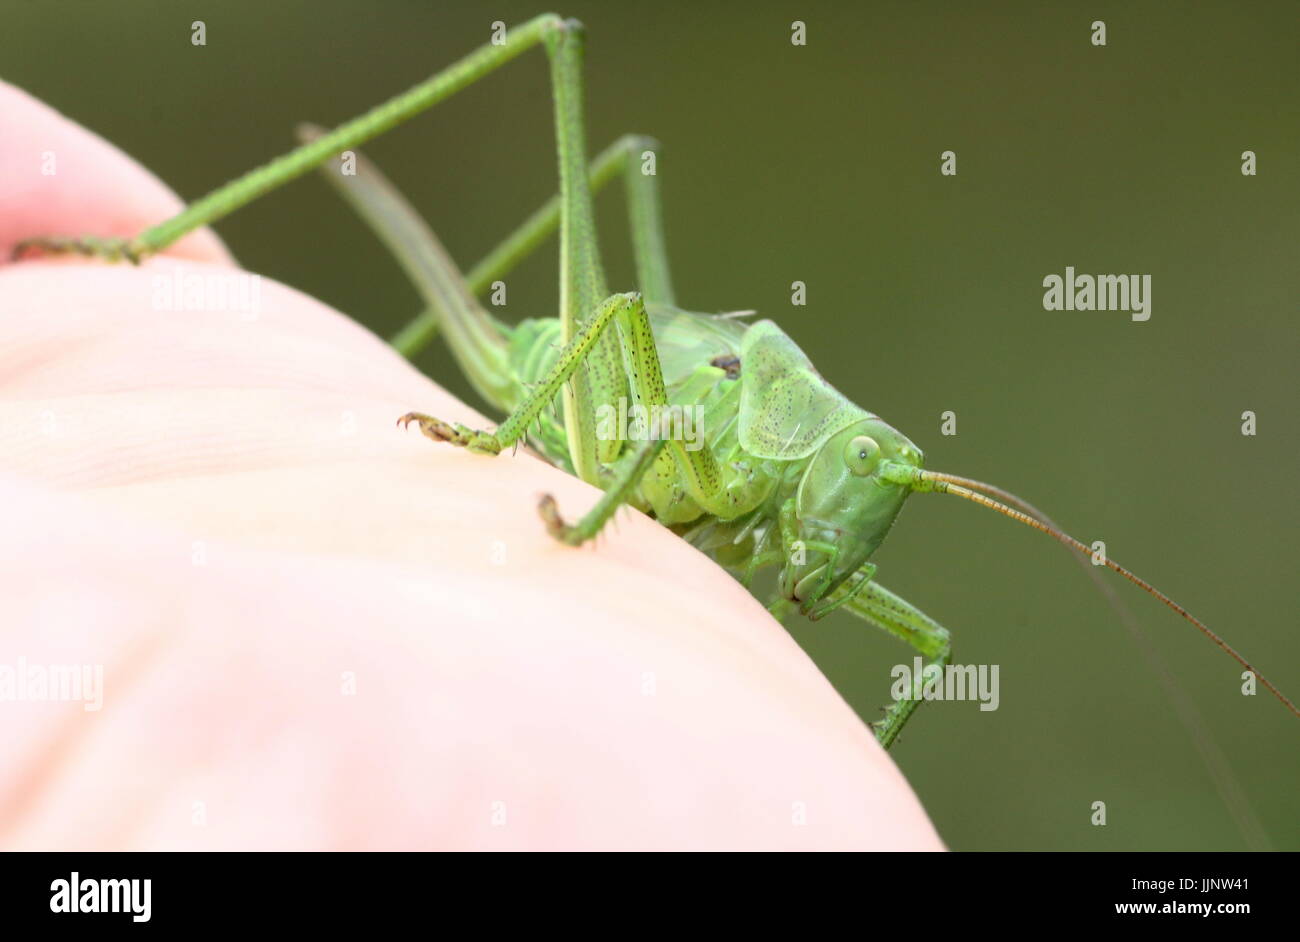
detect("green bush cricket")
[14,11,1296,781]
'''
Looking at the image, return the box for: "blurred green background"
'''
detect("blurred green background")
[7,0,1296,849]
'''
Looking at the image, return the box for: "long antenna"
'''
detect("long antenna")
[916,470,1277,848]
[917,470,1299,720]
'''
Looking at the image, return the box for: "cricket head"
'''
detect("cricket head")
[781,417,923,610]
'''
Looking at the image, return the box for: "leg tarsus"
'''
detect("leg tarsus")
[538,493,581,546]
[396,411,501,455]
[12,235,146,265]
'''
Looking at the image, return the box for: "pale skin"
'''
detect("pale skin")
[0,82,943,849]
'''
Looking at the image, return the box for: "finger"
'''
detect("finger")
[0,81,232,265]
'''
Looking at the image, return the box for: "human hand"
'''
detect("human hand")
[0,81,942,850]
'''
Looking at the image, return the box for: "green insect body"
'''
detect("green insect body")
[15,14,1296,758]
[410,288,942,744]
[474,303,923,611]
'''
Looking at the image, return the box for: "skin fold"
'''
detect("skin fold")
[0,80,941,850]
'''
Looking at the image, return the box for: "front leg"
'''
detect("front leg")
[824,568,954,749]
[398,291,640,459]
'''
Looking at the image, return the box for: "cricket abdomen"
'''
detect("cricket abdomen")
[635,367,785,526]
[505,307,783,526]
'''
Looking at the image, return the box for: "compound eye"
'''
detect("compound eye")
[845,435,880,476]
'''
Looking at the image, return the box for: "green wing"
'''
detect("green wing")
[647,303,745,391]
[737,320,868,459]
